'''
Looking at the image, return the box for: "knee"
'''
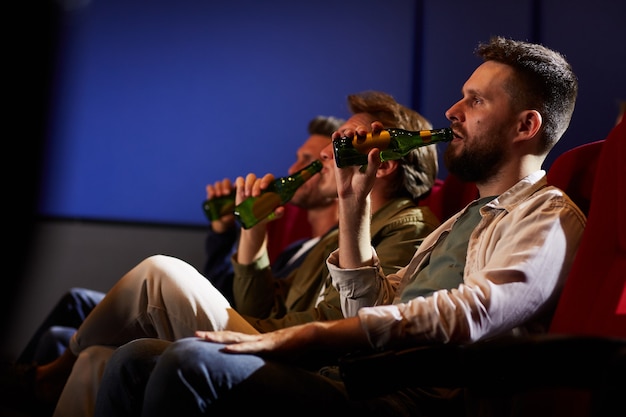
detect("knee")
[34,327,75,364]
[45,326,76,346]
[144,254,169,263]
[122,255,181,288]
[139,255,196,280]
[142,254,181,269]
[66,287,105,311]
[62,287,91,304]
[78,346,116,367]
[159,338,264,377]
[119,256,206,311]
[114,339,171,361]
[160,338,207,364]
[107,339,172,376]
[157,338,221,374]
[144,338,267,411]
[137,254,202,288]
[73,346,117,383]
[67,287,88,296]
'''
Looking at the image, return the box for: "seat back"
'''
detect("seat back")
[549,119,626,338]
[420,173,478,222]
[547,139,604,216]
[266,203,312,263]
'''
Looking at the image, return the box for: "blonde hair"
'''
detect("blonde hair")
[346,91,438,201]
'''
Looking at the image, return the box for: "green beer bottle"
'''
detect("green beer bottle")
[202,191,236,221]
[333,127,453,168]
[234,160,322,229]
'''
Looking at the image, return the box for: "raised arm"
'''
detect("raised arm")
[333,121,384,270]
[234,172,285,265]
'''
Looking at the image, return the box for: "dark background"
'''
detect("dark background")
[4,0,625,359]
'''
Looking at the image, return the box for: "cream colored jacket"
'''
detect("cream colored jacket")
[328,171,586,349]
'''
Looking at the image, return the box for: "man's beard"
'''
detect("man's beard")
[444,132,506,183]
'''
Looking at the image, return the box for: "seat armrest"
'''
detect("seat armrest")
[338,335,626,400]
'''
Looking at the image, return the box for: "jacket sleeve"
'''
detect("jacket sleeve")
[331,204,441,318]
[232,251,283,318]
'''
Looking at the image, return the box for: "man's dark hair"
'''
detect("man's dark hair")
[308,115,344,137]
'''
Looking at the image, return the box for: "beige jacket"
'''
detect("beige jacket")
[329,171,586,349]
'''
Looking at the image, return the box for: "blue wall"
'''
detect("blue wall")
[38,0,626,226]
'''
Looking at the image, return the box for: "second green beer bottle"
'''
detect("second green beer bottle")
[202,191,236,221]
[234,160,323,229]
[333,127,453,168]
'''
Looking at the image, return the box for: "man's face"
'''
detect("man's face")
[315,113,378,200]
[444,61,519,183]
[288,134,337,209]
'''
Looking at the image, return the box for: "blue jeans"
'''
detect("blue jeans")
[94,338,171,417]
[95,337,349,417]
[17,287,105,364]
[95,337,464,417]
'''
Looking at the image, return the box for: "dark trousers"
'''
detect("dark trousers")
[17,287,105,364]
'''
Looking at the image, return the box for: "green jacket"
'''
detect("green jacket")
[232,198,440,333]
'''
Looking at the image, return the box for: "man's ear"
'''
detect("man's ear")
[514,109,542,143]
[376,159,399,178]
